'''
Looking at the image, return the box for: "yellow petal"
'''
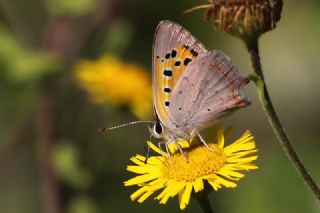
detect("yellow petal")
[127,165,153,174]
[124,173,157,186]
[193,178,204,193]
[215,176,237,188]
[208,179,221,191]
[130,155,146,166]
[226,150,258,159]
[147,141,167,156]
[137,191,154,203]
[159,181,185,204]
[217,127,225,148]
[218,168,244,179]
[156,184,172,201]
[227,156,258,163]
[130,186,149,201]
[147,179,167,191]
[179,183,193,210]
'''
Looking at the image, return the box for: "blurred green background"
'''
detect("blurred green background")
[0,0,319,212]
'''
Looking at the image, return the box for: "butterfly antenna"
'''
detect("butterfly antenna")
[98,121,154,132]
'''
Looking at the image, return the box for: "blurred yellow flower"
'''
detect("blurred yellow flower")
[124,128,258,210]
[74,55,152,119]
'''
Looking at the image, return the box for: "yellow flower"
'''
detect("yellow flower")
[74,54,152,119]
[124,128,258,210]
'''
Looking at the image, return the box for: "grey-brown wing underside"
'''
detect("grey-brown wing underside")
[168,51,250,133]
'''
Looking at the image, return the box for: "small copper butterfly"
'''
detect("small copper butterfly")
[149,20,250,152]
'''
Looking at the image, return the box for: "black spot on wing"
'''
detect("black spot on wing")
[171,49,177,58]
[190,49,198,57]
[164,88,171,93]
[165,101,170,107]
[184,58,192,66]
[163,70,172,77]
[183,44,189,49]
[174,61,181,66]
[165,53,170,59]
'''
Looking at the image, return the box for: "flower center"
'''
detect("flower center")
[161,144,226,181]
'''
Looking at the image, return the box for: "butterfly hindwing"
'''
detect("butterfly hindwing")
[152,20,208,127]
[168,51,250,133]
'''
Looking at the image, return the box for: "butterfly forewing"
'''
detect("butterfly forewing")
[152,20,208,127]
[168,51,250,133]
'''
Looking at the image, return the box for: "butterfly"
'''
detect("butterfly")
[149,20,250,152]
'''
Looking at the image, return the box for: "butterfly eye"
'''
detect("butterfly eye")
[151,122,163,139]
[155,122,163,134]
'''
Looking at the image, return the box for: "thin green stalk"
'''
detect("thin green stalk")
[196,193,214,213]
[246,37,320,201]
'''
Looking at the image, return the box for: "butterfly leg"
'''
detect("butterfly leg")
[157,141,166,157]
[173,140,188,162]
[164,140,188,163]
[157,140,173,162]
[192,129,213,152]
[164,141,172,162]
[159,140,188,163]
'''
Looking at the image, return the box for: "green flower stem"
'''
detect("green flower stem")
[246,37,320,201]
[196,193,214,213]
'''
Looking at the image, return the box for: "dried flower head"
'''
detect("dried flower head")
[187,0,283,39]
